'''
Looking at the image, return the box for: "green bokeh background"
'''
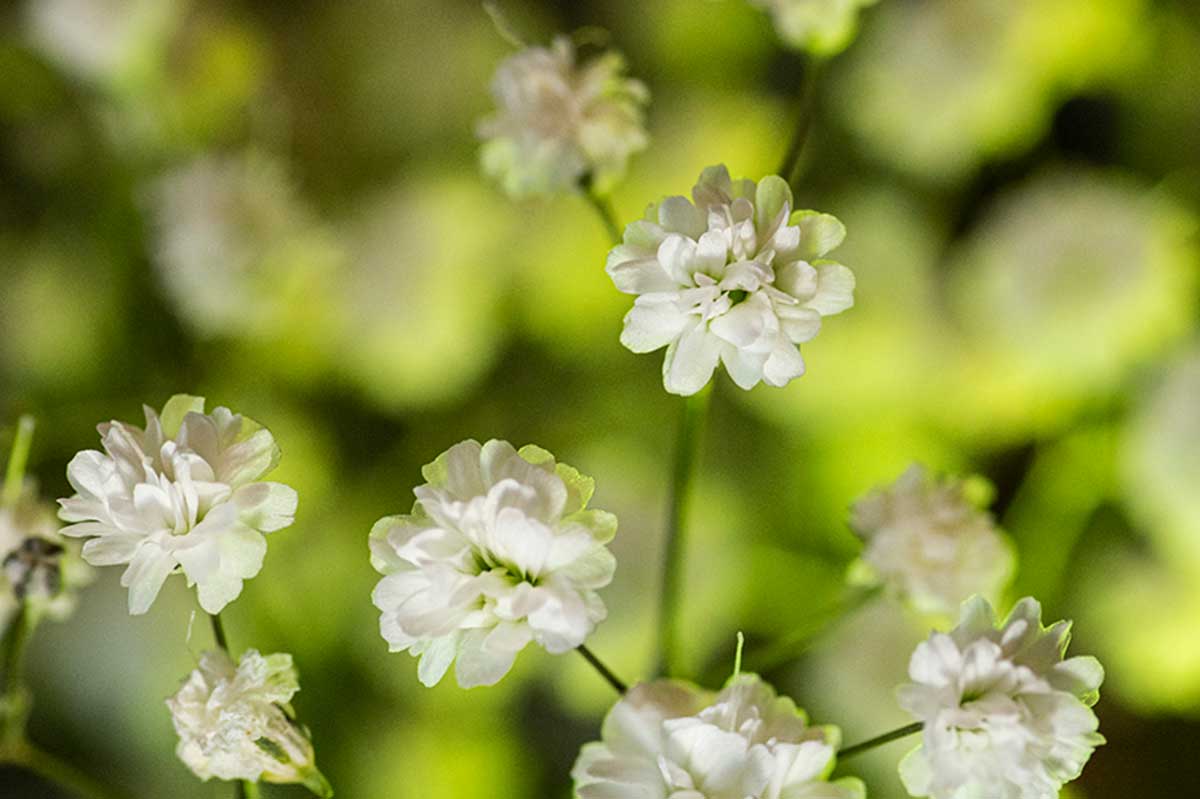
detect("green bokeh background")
[2,0,1199,797]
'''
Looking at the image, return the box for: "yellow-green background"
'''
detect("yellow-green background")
[2,0,1199,797]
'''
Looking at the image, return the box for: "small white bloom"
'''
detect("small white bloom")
[750,0,879,55]
[898,596,1104,799]
[849,464,1014,617]
[24,0,180,84]
[573,673,864,799]
[369,439,617,688]
[1,482,93,628]
[167,648,329,794]
[58,395,297,615]
[478,35,649,197]
[607,165,855,396]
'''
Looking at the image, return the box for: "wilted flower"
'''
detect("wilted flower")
[849,464,1014,617]
[573,673,863,799]
[167,648,330,795]
[58,395,297,615]
[749,0,879,55]
[607,165,855,395]
[1,483,92,629]
[478,35,649,197]
[897,596,1104,799]
[369,439,617,688]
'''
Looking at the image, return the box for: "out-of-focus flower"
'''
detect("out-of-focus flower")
[167,648,330,795]
[478,35,649,197]
[147,151,343,342]
[58,395,297,615]
[369,439,617,688]
[946,169,1196,437]
[837,0,1147,181]
[1,482,93,629]
[898,596,1104,799]
[573,673,863,799]
[749,0,879,55]
[607,165,854,396]
[849,464,1013,617]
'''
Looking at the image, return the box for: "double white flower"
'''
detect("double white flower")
[898,597,1104,799]
[478,36,649,197]
[573,673,863,799]
[167,648,329,794]
[750,0,880,55]
[607,165,855,396]
[849,465,1014,617]
[369,439,617,688]
[58,395,297,615]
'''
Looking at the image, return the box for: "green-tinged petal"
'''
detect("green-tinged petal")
[160,394,206,438]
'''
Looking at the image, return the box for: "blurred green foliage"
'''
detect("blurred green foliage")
[1,1,1199,797]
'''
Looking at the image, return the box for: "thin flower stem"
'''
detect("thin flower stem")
[4,742,130,799]
[1,604,32,747]
[838,721,923,760]
[209,613,256,798]
[2,415,36,508]
[237,780,262,799]
[656,388,711,678]
[777,57,824,188]
[584,187,622,245]
[576,644,628,695]
[747,585,881,675]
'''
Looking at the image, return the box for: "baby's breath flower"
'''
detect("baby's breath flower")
[849,464,1014,617]
[573,673,864,799]
[750,0,879,55]
[58,395,297,615]
[478,35,649,197]
[167,649,330,795]
[898,596,1104,799]
[369,439,617,688]
[607,165,854,396]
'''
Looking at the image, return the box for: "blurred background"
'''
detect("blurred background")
[1,0,1199,796]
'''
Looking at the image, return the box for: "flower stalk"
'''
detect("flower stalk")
[575,644,627,695]
[2,416,35,509]
[583,177,622,244]
[838,722,923,760]
[657,387,711,677]
[777,56,824,189]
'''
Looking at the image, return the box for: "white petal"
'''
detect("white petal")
[620,297,690,354]
[663,322,721,396]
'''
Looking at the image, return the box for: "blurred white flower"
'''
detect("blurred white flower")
[1,482,93,628]
[147,151,341,341]
[573,673,863,799]
[898,596,1104,799]
[849,464,1014,617]
[607,165,855,396]
[750,0,879,55]
[58,395,297,615]
[478,35,649,197]
[369,439,617,688]
[24,0,180,84]
[167,648,330,794]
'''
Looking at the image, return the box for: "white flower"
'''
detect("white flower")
[573,673,864,799]
[750,0,879,55]
[58,395,297,615]
[369,439,617,688]
[167,648,330,795]
[24,0,180,84]
[1,482,93,628]
[607,165,855,396]
[478,35,649,197]
[849,464,1014,617]
[897,596,1104,799]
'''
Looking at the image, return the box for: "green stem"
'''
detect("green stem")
[777,57,824,188]
[2,742,130,799]
[1,603,32,748]
[583,184,622,245]
[576,644,628,695]
[237,780,262,798]
[838,721,923,760]
[656,388,711,677]
[2,415,36,508]
[210,613,258,798]
[747,586,880,675]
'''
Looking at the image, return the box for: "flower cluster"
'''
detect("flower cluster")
[478,35,649,197]
[897,596,1105,799]
[606,165,855,395]
[58,395,297,615]
[849,464,1014,617]
[167,648,329,794]
[1,482,92,628]
[750,0,880,55]
[573,673,863,799]
[369,439,617,687]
